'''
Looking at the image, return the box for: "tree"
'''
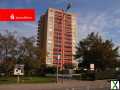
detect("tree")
[74,32,119,71]
[0,31,41,76]
[16,36,41,76]
[0,31,18,76]
[64,64,74,69]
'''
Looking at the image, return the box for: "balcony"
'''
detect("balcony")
[64,52,72,55]
[65,28,72,31]
[64,38,72,41]
[54,26,62,29]
[53,48,61,51]
[64,34,72,37]
[64,47,72,49]
[54,34,62,37]
[64,42,72,46]
[64,51,72,54]
[65,20,71,23]
[54,15,62,19]
[64,49,72,52]
[55,12,62,14]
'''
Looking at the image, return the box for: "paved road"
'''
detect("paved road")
[0,80,110,90]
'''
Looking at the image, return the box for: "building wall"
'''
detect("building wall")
[38,8,77,68]
[46,9,54,65]
[37,14,48,64]
[71,16,77,65]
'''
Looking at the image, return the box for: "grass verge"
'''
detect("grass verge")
[0,76,56,84]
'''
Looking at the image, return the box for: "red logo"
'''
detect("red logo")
[0,9,35,21]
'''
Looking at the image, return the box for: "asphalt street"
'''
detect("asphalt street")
[0,80,110,90]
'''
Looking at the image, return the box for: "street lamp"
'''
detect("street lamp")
[56,31,61,83]
[56,1,72,83]
[56,54,60,83]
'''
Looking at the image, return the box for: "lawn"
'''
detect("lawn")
[0,76,56,84]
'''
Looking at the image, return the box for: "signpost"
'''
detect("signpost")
[90,64,95,71]
[14,64,24,83]
[90,64,95,80]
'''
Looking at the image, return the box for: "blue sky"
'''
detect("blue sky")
[0,0,120,48]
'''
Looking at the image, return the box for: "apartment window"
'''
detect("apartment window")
[47,58,52,61]
[48,26,53,30]
[48,37,52,41]
[49,28,52,31]
[47,44,52,51]
[48,53,52,56]
[48,48,52,53]
[47,31,52,38]
[48,40,52,43]
[48,22,53,26]
[73,40,76,43]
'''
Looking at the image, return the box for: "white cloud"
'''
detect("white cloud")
[0,22,37,37]
[77,12,107,40]
[77,9,120,47]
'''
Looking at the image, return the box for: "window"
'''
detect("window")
[49,28,52,31]
[47,44,52,51]
[47,58,52,61]
[48,40,52,43]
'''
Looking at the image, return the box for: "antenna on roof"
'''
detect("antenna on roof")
[65,3,72,12]
[65,0,72,12]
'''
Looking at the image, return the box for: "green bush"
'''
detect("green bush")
[95,70,116,80]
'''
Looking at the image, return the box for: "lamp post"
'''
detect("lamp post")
[56,54,60,83]
[56,31,61,83]
[61,2,72,83]
[56,1,72,83]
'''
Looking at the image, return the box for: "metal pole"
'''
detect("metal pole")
[61,3,71,83]
[56,61,59,83]
[17,75,20,83]
[56,33,60,83]
[56,54,60,83]
[56,3,71,83]
[62,12,64,84]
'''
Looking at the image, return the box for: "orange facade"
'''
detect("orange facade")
[37,8,77,68]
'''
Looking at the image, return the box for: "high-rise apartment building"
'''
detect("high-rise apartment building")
[37,8,77,68]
